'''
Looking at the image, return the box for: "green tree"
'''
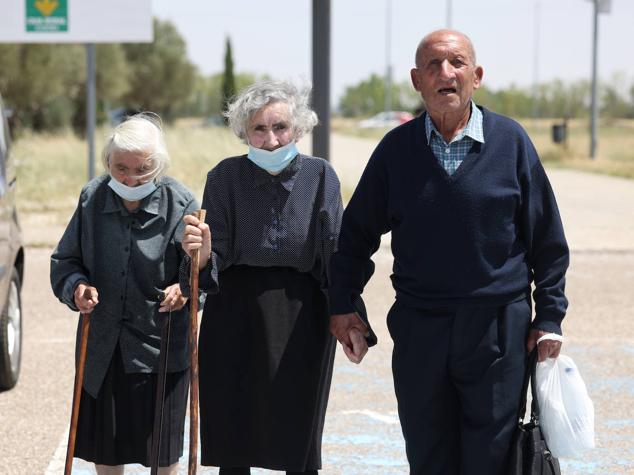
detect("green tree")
[0,43,130,133]
[207,71,258,117]
[0,44,84,130]
[177,73,211,118]
[72,44,131,135]
[338,74,418,117]
[600,73,632,119]
[221,37,236,123]
[475,80,589,119]
[0,45,20,94]
[533,79,588,119]
[122,18,196,121]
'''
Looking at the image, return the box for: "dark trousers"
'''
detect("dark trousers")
[387,298,531,475]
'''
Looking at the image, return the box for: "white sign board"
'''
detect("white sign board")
[0,0,153,43]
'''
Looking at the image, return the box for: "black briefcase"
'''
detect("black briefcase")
[506,349,561,475]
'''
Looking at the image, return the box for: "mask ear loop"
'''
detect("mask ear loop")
[128,156,163,183]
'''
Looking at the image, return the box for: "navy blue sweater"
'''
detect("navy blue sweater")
[329,107,569,341]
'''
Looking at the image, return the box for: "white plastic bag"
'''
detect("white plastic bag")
[535,348,595,459]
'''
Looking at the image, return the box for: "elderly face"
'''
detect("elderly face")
[246,101,294,151]
[109,150,155,187]
[410,31,483,118]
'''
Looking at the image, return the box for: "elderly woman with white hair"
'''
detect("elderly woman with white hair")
[182,80,343,475]
[50,114,198,475]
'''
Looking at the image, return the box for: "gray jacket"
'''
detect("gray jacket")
[51,175,199,397]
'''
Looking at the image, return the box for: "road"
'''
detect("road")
[1,133,633,474]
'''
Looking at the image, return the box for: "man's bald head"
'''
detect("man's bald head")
[414,29,477,68]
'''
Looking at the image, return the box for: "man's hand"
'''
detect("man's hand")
[330,312,369,363]
[526,328,562,362]
[342,327,368,364]
[159,283,188,312]
[74,283,98,314]
[182,214,212,270]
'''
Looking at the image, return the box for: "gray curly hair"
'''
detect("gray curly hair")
[225,80,318,143]
[101,112,169,179]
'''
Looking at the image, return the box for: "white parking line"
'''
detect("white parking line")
[44,428,69,475]
[341,409,400,425]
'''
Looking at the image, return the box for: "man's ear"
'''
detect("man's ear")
[473,66,484,90]
[410,68,421,92]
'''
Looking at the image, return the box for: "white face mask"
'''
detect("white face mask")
[108,176,157,202]
[247,141,299,174]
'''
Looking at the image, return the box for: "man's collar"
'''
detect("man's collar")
[251,154,302,192]
[425,101,485,145]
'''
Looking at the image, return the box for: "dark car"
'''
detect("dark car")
[0,94,25,390]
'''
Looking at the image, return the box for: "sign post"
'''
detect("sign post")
[587,0,611,159]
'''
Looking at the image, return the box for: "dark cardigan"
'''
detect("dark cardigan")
[329,106,569,340]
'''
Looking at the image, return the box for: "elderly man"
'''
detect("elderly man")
[328,29,569,474]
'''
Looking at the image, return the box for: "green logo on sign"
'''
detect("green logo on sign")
[26,0,68,33]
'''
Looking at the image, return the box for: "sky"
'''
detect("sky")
[153,0,634,105]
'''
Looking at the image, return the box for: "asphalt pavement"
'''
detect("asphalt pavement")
[1,133,633,474]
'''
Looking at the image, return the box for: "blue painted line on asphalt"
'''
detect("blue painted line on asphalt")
[559,458,600,472]
[618,344,634,355]
[589,376,634,395]
[604,418,634,428]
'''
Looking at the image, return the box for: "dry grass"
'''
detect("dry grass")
[11,116,633,226]
[523,119,634,179]
[12,120,245,220]
[332,116,634,180]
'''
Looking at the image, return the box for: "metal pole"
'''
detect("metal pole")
[589,0,599,159]
[312,0,330,162]
[446,0,453,28]
[532,2,540,120]
[86,44,96,179]
[384,0,392,113]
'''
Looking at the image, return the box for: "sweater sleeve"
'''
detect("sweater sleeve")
[50,192,89,312]
[521,153,570,334]
[316,164,344,290]
[328,142,392,346]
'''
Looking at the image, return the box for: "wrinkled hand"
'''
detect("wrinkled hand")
[526,328,562,362]
[182,214,211,270]
[74,283,98,314]
[330,312,369,364]
[342,327,368,364]
[159,283,188,312]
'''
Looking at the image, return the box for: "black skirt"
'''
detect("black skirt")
[199,265,336,471]
[74,344,189,467]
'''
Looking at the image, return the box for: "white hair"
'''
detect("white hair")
[101,112,169,179]
[225,80,318,143]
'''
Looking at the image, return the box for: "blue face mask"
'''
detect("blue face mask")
[108,176,157,202]
[247,141,299,174]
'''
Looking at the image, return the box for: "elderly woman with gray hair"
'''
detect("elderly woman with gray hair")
[50,114,199,475]
[182,80,343,474]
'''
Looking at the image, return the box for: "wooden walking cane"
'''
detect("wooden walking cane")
[188,209,206,475]
[64,288,94,475]
[150,291,171,475]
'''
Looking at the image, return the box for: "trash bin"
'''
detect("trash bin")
[552,123,567,144]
